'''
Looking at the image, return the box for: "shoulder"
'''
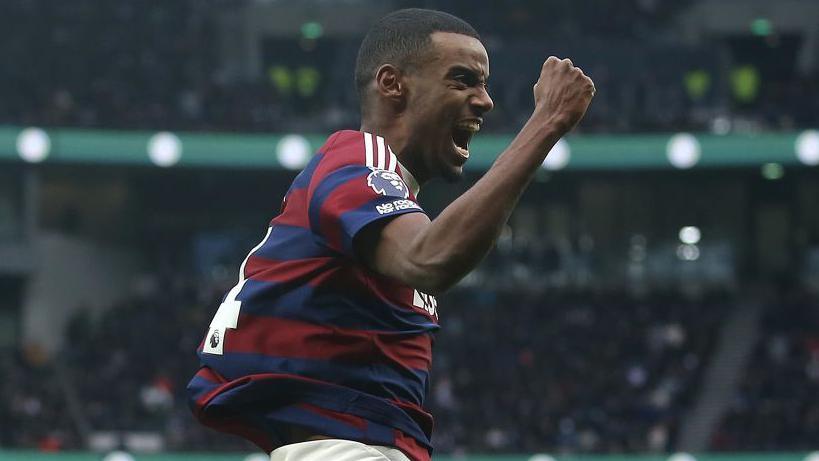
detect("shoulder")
[317,130,398,172]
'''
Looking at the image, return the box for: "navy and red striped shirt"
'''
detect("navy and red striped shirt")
[187,130,439,461]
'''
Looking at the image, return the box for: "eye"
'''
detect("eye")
[454,73,477,87]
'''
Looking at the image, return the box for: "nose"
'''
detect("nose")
[471,86,494,114]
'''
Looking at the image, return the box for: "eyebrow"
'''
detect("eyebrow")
[447,65,489,83]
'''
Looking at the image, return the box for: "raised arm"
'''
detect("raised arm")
[357,57,595,295]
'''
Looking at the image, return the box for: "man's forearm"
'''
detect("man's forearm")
[406,115,563,292]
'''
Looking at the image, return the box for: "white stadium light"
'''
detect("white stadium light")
[148,132,182,167]
[678,226,701,245]
[667,453,698,461]
[542,138,570,171]
[795,129,819,166]
[803,451,819,461]
[528,455,558,461]
[16,127,51,163]
[102,451,135,461]
[710,116,731,135]
[667,133,701,169]
[243,454,270,461]
[277,134,311,170]
[676,244,700,261]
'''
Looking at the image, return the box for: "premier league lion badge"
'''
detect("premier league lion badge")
[367,169,409,199]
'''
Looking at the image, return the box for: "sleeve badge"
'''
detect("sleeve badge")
[367,168,410,199]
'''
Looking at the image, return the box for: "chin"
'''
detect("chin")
[440,164,464,183]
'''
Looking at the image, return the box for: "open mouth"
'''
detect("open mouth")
[451,120,481,159]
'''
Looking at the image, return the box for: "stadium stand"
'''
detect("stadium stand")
[2,0,818,134]
[711,288,819,451]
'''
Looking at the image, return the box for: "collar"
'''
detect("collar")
[396,159,421,197]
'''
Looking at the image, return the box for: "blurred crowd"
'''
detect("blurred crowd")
[0,268,729,455]
[429,288,727,454]
[0,348,76,450]
[0,276,250,452]
[711,287,819,451]
[3,0,819,134]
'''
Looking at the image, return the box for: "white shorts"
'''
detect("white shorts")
[270,439,411,461]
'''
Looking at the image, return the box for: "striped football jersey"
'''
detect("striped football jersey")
[187,130,439,461]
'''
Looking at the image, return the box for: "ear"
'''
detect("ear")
[374,64,405,101]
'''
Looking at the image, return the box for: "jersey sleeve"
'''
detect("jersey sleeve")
[307,131,426,257]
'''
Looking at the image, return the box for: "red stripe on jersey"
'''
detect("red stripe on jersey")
[245,254,333,283]
[374,332,433,372]
[275,186,310,228]
[194,366,225,384]
[312,264,372,297]
[246,256,374,300]
[298,403,369,431]
[388,398,433,436]
[227,315,432,371]
[310,130,365,185]
[393,428,432,461]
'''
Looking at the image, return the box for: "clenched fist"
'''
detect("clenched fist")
[533,56,596,136]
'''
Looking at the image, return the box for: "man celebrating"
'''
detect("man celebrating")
[188,8,594,461]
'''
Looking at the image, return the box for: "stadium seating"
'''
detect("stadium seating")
[710,288,819,451]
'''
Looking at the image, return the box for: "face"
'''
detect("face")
[401,32,494,183]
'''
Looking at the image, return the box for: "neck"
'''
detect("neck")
[360,112,428,185]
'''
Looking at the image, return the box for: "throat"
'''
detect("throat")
[395,157,422,196]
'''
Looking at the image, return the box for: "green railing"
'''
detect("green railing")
[1,125,817,170]
[0,452,816,461]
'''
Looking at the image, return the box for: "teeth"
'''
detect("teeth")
[455,121,481,132]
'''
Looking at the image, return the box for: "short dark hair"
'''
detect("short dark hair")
[354,8,480,100]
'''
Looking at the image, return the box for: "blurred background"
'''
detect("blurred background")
[1,0,818,460]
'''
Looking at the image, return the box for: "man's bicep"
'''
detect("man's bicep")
[354,212,431,282]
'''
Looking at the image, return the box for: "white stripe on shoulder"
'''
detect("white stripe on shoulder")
[388,146,397,172]
[376,136,386,169]
[364,132,374,168]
